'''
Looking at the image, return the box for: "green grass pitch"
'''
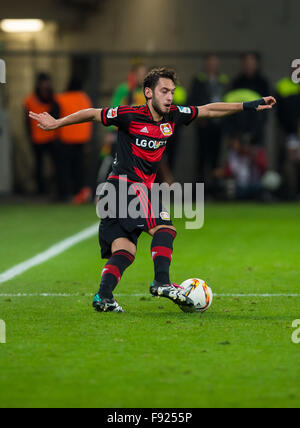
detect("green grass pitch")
[0,202,299,408]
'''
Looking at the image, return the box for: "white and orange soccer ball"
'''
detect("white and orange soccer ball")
[179,278,213,313]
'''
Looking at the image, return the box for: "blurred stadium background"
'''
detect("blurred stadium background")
[0,0,299,199]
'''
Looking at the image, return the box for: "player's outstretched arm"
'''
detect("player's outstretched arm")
[197,96,276,119]
[29,108,102,131]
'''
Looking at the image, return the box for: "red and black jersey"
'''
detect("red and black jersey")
[101,103,198,187]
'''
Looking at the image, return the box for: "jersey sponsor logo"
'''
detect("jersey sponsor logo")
[140,126,149,133]
[135,138,167,149]
[178,106,191,114]
[107,107,118,119]
[160,123,173,137]
[160,211,170,221]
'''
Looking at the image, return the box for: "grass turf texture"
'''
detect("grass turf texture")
[0,202,299,408]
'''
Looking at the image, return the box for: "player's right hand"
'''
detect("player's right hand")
[29,111,58,131]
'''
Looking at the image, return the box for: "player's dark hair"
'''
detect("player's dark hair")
[143,67,177,99]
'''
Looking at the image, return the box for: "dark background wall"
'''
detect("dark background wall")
[0,0,297,188]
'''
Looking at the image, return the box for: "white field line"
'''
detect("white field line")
[0,293,299,298]
[0,223,99,285]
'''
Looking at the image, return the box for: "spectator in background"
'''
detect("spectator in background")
[111,61,147,107]
[97,62,147,185]
[232,53,270,99]
[275,74,300,199]
[225,52,271,145]
[57,77,93,203]
[214,133,268,200]
[24,72,60,196]
[189,54,229,194]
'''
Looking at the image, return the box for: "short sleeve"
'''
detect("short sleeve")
[171,105,198,126]
[101,105,133,130]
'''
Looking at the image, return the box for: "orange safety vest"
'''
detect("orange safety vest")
[24,94,59,144]
[57,91,93,144]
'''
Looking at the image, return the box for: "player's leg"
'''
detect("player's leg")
[148,226,193,308]
[94,178,140,312]
[98,237,136,300]
[149,225,177,286]
[132,183,193,308]
[93,234,136,313]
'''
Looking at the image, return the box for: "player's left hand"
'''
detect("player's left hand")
[257,96,277,111]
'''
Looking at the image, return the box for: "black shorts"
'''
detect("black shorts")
[98,178,173,259]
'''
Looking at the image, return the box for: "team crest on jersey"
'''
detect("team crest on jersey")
[178,106,191,114]
[107,107,118,119]
[160,123,173,137]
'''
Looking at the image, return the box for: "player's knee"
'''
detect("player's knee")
[126,241,136,257]
[112,238,137,258]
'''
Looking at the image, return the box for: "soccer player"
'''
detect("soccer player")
[29,68,276,313]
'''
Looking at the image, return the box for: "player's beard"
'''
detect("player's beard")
[151,95,165,118]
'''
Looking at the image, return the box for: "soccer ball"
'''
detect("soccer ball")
[179,278,213,313]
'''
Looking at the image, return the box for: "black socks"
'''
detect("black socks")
[151,228,177,285]
[99,250,135,299]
